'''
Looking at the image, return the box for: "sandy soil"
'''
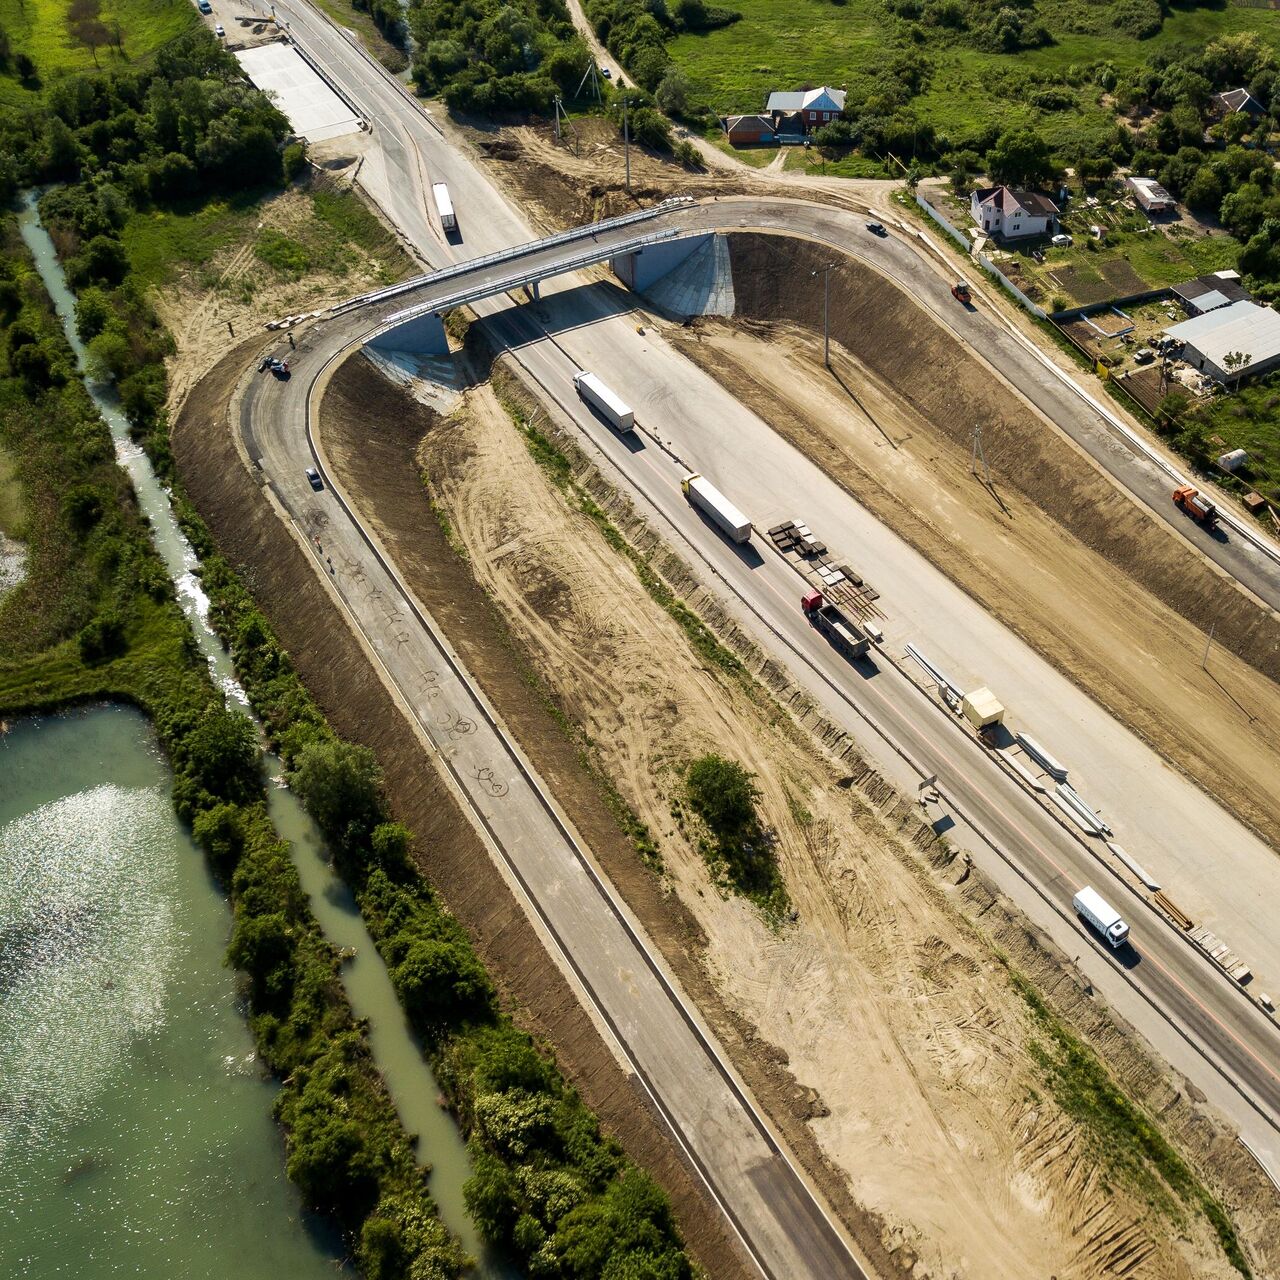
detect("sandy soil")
[154,174,411,412]
[168,344,753,1280]
[414,374,1246,1280]
[448,114,898,238]
[655,234,1280,863]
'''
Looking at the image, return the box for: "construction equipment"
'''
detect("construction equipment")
[951,281,971,304]
[1172,485,1217,530]
[801,589,870,659]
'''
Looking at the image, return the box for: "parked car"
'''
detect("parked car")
[1050,232,1073,247]
[214,21,225,36]
[196,0,211,12]
[305,467,324,491]
[1133,347,1155,364]
[866,222,887,236]
[600,65,611,78]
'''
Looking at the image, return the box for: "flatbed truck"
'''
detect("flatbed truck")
[801,588,870,659]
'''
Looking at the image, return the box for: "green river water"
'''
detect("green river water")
[0,705,347,1277]
[2,194,509,1277]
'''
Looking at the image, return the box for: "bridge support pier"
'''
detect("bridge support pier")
[365,310,449,357]
[611,234,712,292]
[530,279,541,301]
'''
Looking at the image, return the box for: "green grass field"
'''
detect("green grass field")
[669,0,1280,148]
[0,0,197,103]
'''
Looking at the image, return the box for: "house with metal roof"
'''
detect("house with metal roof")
[1165,301,1280,384]
[764,86,846,132]
[1214,88,1266,119]
[1127,174,1176,213]
[722,114,777,145]
[969,185,1059,239]
[1171,272,1252,317]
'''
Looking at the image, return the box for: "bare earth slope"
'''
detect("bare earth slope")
[664,233,1280,857]
[346,355,1252,1280]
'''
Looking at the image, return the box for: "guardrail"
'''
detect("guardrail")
[364,226,687,341]
[328,196,696,319]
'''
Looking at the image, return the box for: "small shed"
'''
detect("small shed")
[723,114,776,146]
[1172,273,1252,317]
[961,687,1005,730]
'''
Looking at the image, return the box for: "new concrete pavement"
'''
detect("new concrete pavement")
[238,0,1280,1243]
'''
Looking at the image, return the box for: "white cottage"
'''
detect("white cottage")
[970,185,1059,239]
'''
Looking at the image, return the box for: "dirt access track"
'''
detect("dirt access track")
[315,351,1279,1279]
[671,234,1280,853]
[169,343,754,1280]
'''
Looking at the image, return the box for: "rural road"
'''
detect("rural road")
[235,0,1280,1255]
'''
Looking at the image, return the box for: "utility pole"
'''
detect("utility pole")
[554,94,562,141]
[1202,621,1215,670]
[971,424,991,485]
[811,263,835,367]
[623,97,631,192]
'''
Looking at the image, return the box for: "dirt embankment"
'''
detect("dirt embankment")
[665,232,1280,853]
[321,352,1274,1279]
[155,171,413,413]
[169,345,753,1280]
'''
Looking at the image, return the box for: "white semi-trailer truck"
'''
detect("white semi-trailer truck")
[1072,886,1130,948]
[681,473,752,543]
[573,371,634,431]
[432,182,456,232]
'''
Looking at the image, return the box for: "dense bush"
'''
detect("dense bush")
[683,753,785,908]
[408,0,591,113]
[586,0,739,93]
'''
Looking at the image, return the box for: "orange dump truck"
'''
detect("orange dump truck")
[1172,485,1217,530]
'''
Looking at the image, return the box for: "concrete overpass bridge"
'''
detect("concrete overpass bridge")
[314,195,720,354]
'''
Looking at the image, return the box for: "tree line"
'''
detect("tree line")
[0,224,465,1280]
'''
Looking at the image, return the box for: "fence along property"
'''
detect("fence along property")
[916,193,1051,319]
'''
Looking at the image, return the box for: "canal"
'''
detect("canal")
[9,192,506,1274]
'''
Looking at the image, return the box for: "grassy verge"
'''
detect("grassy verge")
[0,215,465,1279]
[1008,967,1249,1276]
[0,0,197,103]
[307,0,409,72]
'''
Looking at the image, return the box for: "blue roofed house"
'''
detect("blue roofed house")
[765,86,846,134]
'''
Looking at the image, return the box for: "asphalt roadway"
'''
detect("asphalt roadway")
[236,0,1280,1259]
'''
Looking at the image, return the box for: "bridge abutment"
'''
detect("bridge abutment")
[611,234,712,292]
[365,310,449,357]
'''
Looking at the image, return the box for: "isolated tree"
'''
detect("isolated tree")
[654,67,690,117]
[986,127,1055,187]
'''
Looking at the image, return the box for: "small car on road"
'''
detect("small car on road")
[214,21,225,36]
[305,467,323,491]
[866,221,887,236]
